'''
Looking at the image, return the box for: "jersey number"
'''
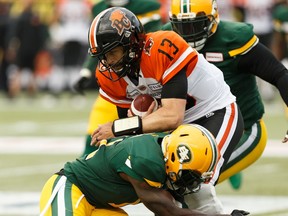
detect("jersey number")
[158,39,179,61]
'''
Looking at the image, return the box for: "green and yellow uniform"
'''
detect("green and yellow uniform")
[82,0,163,155]
[40,133,167,215]
[162,21,268,184]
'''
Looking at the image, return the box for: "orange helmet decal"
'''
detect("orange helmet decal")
[109,9,131,35]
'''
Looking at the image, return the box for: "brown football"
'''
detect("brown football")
[130,94,158,117]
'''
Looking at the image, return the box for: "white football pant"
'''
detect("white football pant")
[184,183,224,214]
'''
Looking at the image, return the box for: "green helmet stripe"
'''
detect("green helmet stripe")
[181,0,190,14]
[192,124,219,172]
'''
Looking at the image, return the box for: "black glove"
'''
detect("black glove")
[73,76,91,95]
[231,209,250,216]
[282,130,288,143]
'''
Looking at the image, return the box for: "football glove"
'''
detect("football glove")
[72,68,92,95]
[282,130,288,143]
[231,209,250,216]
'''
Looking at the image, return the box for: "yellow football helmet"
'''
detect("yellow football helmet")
[170,0,219,50]
[162,124,219,195]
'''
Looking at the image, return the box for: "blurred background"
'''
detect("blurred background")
[0,0,288,215]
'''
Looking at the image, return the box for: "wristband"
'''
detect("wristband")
[112,116,143,137]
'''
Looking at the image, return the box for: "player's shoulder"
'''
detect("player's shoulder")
[124,133,164,152]
[218,20,255,42]
[126,134,166,186]
[213,21,257,56]
[161,22,172,30]
[144,30,189,60]
[126,0,161,14]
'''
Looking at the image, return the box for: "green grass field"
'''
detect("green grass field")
[0,153,287,195]
[0,91,286,138]
[0,91,287,215]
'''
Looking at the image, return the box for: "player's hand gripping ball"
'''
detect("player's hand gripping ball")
[130,94,158,117]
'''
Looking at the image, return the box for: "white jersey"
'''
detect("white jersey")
[183,54,235,122]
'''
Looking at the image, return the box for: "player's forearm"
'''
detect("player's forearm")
[141,188,203,216]
[142,102,185,133]
[276,72,288,106]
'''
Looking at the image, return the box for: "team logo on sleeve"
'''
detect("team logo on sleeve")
[144,38,154,56]
[109,9,131,35]
[177,144,192,163]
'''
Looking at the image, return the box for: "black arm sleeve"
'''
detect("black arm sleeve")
[161,67,187,99]
[238,42,288,106]
[117,106,129,119]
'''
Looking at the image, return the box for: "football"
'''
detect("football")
[130,94,158,117]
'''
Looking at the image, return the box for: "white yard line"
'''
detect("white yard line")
[0,137,84,154]
[0,137,287,157]
[0,163,64,178]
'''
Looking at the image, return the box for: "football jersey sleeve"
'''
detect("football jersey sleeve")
[142,31,198,85]
[222,22,258,57]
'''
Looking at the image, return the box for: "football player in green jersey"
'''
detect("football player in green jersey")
[39,124,248,215]
[72,0,163,156]
[162,0,288,213]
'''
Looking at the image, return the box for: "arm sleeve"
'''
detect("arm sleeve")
[161,67,187,99]
[82,54,99,73]
[117,106,129,119]
[238,42,288,106]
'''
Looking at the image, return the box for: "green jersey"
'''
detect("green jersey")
[162,21,264,129]
[83,0,162,71]
[64,133,167,208]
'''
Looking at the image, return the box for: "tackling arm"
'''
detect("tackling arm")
[120,173,245,216]
[239,42,288,142]
[141,67,188,133]
[119,173,205,216]
[238,42,288,106]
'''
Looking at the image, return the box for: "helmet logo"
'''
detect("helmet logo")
[177,144,191,163]
[109,9,131,36]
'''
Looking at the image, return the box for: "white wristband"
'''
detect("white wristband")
[112,116,143,136]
